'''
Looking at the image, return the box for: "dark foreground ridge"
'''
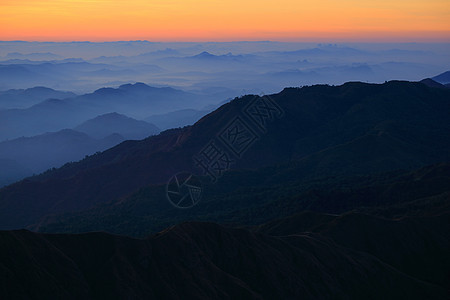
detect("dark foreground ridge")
[0,219,447,299]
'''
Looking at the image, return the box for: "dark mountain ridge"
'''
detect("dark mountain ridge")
[419,78,449,89]
[0,220,447,299]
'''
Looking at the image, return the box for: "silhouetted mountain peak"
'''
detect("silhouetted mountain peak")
[91,83,178,98]
[0,86,76,110]
[89,112,127,121]
[44,128,88,138]
[420,78,448,89]
[26,86,56,92]
[432,70,450,84]
[31,98,67,108]
[104,132,125,140]
[189,51,247,61]
[92,87,123,96]
[74,112,159,139]
[118,82,150,90]
[93,82,179,95]
[4,52,63,60]
[192,51,216,59]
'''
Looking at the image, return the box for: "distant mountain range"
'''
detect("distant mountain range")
[0,86,75,110]
[0,82,215,188]
[74,112,159,139]
[2,41,446,95]
[79,82,210,118]
[0,82,211,141]
[4,52,63,60]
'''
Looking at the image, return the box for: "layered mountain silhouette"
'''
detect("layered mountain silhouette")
[0,79,449,299]
[0,86,75,109]
[0,129,124,187]
[83,82,207,118]
[0,112,161,187]
[1,41,446,96]
[0,82,212,141]
[433,70,450,84]
[0,80,449,230]
[189,51,252,62]
[74,112,160,139]
[4,52,63,60]
[419,78,449,89]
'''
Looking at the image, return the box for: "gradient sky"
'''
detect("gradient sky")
[1,0,449,41]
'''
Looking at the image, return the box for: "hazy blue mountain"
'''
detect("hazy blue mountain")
[0,111,160,186]
[432,71,450,84]
[260,45,366,57]
[189,51,254,61]
[0,86,76,109]
[0,64,38,82]
[74,112,160,139]
[157,51,259,73]
[1,42,448,95]
[0,129,124,187]
[0,98,83,141]
[146,47,181,56]
[89,49,181,64]
[75,82,213,118]
[0,158,32,188]
[0,58,86,65]
[4,52,63,60]
[0,61,136,91]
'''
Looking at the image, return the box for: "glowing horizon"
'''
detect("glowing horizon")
[1,0,449,42]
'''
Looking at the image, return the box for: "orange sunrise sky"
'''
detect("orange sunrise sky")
[0,0,449,41]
